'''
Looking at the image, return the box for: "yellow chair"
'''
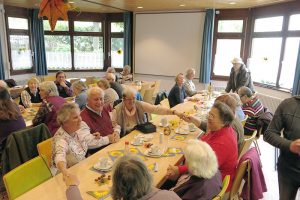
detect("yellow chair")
[160,98,170,108]
[37,138,53,167]
[143,87,155,104]
[42,75,56,82]
[238,130,257,160]
[212,175,230,200]
[3,156,52,200]
[241,115,248,126]
[140,83,151,98]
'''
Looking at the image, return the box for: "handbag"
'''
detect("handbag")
[135,122,156,133]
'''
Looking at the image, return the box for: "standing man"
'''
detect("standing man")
[264,96,300,200]
[225,57,254,93]
[54,71,73,98]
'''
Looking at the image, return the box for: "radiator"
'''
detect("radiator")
[256,93,283,114]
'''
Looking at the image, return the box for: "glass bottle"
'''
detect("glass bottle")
[124,141,130,155]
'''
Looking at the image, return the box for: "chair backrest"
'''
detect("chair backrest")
[153,80,161,95]
[238,130,257,160]
[241,115,248,126]
[140,83,151,98]
[3,156,52,200]
[143,87,155,104]
[229,159,250,199]
[212,175,230,200]
[42,75,56,82]
[160,98,170,108]
[70,78,80,84]
[37,138,53,167]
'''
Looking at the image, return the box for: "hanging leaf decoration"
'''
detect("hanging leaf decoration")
[38,0,69,32]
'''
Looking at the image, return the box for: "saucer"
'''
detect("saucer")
[93,160,113,171]
[144,149,162,158]
[175,128,189,135]
[131,141,143,146]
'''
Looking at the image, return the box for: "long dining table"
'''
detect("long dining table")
[16,93,215,200]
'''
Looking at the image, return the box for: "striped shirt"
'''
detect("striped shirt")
[242,96,264,134]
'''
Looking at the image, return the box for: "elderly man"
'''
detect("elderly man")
[238,86,263,135]
[80,87,120,150]
[264,96,300,200]
[105,72,123,99]
[225,57,255,93]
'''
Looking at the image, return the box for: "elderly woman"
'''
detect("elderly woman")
[170,102,238,191]
[106,67,118,82]
[72,80,87,110]
[97,78,119,106]
[168,73,187,108]
[119,65,133,83]
[0,88,26,149]
[229,93,246,121]
[54,71,73,98]
[33,81,66,135]
[53,103,115,177]
[167,139,222,199]
[20,77,42,108]
[183,68,198,97]
[112,155,181,200]
[112,88,183,136]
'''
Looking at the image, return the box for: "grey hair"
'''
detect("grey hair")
[106,73,116,82]
[39,81,59,97]
[57,103,80,126]
[107,67,116,73]
[111,155,152,200]
[212,101,234,126]
[86,87,104,99]
[229,93,242,106]
[123,65,131,72]
[185,139,219,179]
[238,86,252,98]
[72,80,87,91]
[0,80,8,89]
[185,68,195,79]
[122,87,136,99]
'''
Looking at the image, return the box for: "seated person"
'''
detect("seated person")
[20,77,42,108]
[183,68,198,97]
[168,73,187,108]
[119,65,133,83]
[106,66,118,82]
[112,88,183,136]
[52,103,117,176]
[97,79,119,107]
[54,71,73,98]
[238,86,264,135]
[33,81,66,135]
[105,72,123,99]
[167,139,222,199]
[0,87,26,150]
[229,93,246,121]
[72,80,87,110]
[80,87,120,149]
[169,102,238,191]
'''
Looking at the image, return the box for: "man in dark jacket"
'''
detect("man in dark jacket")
[264,96,300,200]
[225,57,255,93]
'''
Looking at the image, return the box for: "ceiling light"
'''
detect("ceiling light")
[137,6,143,9]
[229,2,236,4]
[68,1,74,3]
[179,4,185,7]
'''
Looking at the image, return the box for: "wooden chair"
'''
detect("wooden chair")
[241,115,248,126]
[143,87,155,104]
[3,156,52,200]
[152,80,161,96]
[42,75,56,82]
[37,138,53,167]
[229,159,250,200]
[140,83,151,99]
[160,98,170,108]
[238,130,257,160]
[212,175,230,200]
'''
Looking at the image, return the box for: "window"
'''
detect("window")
[110,22,124,68]
[5,6,33,74]
[289,14,300,31]
[254,16,283,32]
[217,20,243,33]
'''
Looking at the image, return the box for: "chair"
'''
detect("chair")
[152,80,161,96]
[3,156,52,200]
[212,175,230,200]
[70,78,80,84]
[42,75,56,82]
[229,160,250,200]
[241,115,248,126]
[160,98,170,108]
[238,130,257,160]
[143,87,155,104]
[37,138,53,167]
[140,83,151,98]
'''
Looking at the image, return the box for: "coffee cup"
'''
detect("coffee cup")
[134,137,143,144]
[160,117,168,127]
[99,157,109,168]
[150,145,160,155]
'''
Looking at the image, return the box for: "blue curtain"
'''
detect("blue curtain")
[199,9,215,83]
[0,38,5,80]
[292,41,300,96]
[124,12,133,67]
[31,9,48,76]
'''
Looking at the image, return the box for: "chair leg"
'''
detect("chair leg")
[254,140,261,155]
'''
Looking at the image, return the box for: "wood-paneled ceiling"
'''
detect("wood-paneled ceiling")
[3,0,293,13]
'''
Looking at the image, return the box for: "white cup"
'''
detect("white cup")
[161,117,168,127]
[99,157,109,168]
[134,137,142,144]
[150,145,160,155]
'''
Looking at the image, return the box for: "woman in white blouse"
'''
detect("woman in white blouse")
[20,77,42,108]
[183,68,198,97]
[52,103,116,177]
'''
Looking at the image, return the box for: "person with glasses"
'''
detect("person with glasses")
[112,88,184,137]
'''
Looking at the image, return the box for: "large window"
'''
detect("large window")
[5,7,33,74]
[110,22,124,68]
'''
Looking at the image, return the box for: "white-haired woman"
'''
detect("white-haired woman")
[183,68,198,97]
[33,81,66,135]
[72,80,87,110]
[97,78,119,106]
[119,65,133,83]
[53,103,115,177]
[112,88,183,136]
[20,77,42,108]
[168,139,222,199]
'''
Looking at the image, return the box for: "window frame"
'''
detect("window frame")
[5,6,34,75]
[109,20,125,70]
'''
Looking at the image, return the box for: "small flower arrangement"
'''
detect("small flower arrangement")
[117,49,123,55]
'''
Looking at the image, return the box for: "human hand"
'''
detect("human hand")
[112,132,120,142]
[107,134,115,143]
[166,165,179,181]
[63,173,80,187]
[290,139,300,156]
[60,81,67,88]
[181,114,192,123]
[93,132,101,139]
[19,105,25,113]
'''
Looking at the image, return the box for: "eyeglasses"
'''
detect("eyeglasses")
[123,98,135,102]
